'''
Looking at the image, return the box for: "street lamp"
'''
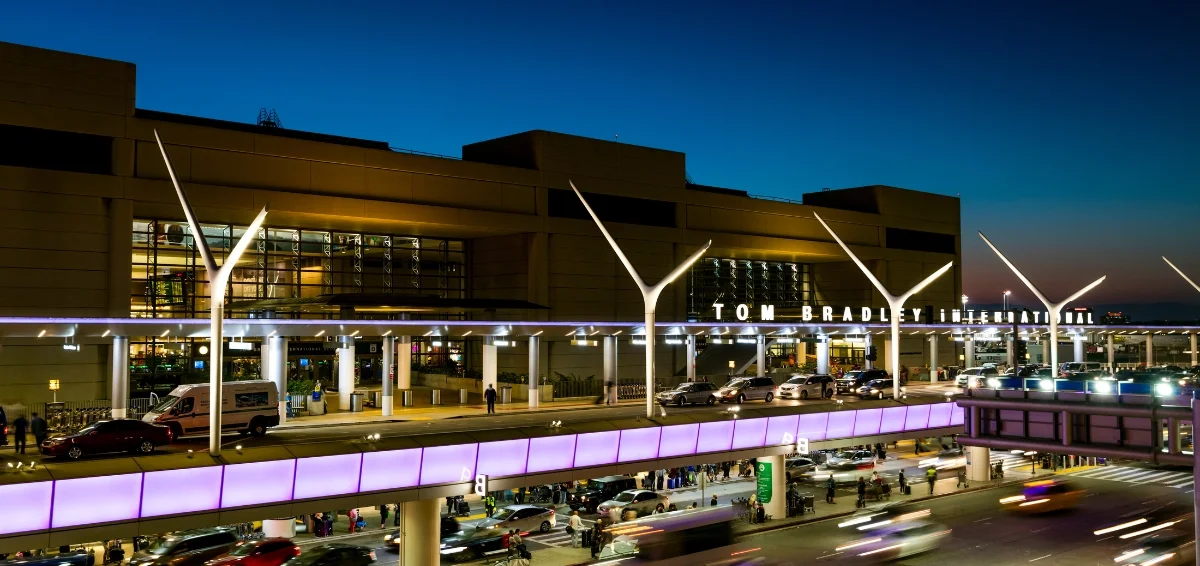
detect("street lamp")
[978,232,1104,379]
[1003,290,1012,311]
[961,294,968,311]
[155,130,269,456]
[571,181,711,418]
[815,213,953,397]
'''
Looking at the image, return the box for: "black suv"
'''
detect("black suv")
[568,475,639,513]
[128,528,239,566]
[836,369,888,394]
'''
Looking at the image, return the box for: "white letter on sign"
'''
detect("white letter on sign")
[861,307,872,322]
[822,306,833,322]
[802,306,813,321]
[761,304,775,321]
[736,304,750,321]
[474,474,488,497]
[713,302,724,320]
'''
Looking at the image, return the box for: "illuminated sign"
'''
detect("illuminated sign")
[711,302,1095,325]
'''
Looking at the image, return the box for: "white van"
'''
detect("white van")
[143,380,280,438]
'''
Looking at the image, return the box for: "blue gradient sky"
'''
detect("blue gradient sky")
[4,1,1198,310]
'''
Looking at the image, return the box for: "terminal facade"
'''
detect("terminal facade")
[0,41,962,407]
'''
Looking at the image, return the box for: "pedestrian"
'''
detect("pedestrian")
[956,468,968,488]
[313,513,324,537]
[509,530,523,559]
[347,508,358,534]
[568,510,583,547]
[0,405,7,446]
[870,470,880,486]
[926,466,937,494]
[710,494,719,506]
[857,477,866,508]
[379,504,389,528]
[826,474,836,504]
[722,461,731,480]
[898,469,907,494]
[590,519,603,558]
[30,412,47,448]
[12,414,28,454]
[446,496,455,515]
[393,503,401,526]
[485,494,496,518]
[485,384,497,414]
[653,502,665,515]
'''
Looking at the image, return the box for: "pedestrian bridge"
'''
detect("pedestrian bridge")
[0,399,963,552]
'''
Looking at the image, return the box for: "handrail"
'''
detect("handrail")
[748,194,805,206]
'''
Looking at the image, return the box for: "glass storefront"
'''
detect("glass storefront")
[131,220,466,318]
[688,257,810,321]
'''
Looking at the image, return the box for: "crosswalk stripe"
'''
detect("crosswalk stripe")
[1108,469,1171,482]
[1077,467,1141,480]
[1132,471,1188,483]
[1071,467,1123,478]
[1167,479,1195,488]
[1070,465,1195,488]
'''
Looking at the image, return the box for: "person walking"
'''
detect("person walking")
[826,474,837,504]
[393,503,401,526]
[898,469,907,494]
[485,384,497,414]
[856,477,867,508]
[379,504,389,528]
[12,414,28,454]
[956,467,968,488]
[347,508,358,534]
[485,493,496,518]
[926,466,938,494]
[568,510,583,547]
[30,413,47,448]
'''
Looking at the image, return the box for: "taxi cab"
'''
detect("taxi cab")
[998,479,1084,513]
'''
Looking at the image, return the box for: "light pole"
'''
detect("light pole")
[814,213,953,397]
[978,233,1104,379]
[571,181,711,418]
[1003,290,1011,312]
[961,294,968,312]
[155,131,269,456]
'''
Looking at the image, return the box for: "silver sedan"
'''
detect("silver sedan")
[656,382,719,406]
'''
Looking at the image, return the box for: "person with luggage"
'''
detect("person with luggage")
[856,477,867,508]
[568,510,583,547]
[957,467,969,488]
[826,474,837,504]
[589,518,604,558]
[899,469,907,495]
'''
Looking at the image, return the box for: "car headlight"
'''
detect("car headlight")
[1155,383,1174,396]
[869,389,879,393]
[384,534,393,541]
[440,547,467,554]
[986,378,1001,388]
[1093,381,1112,394]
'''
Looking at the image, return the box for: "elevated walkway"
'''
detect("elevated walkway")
[0,397,963,552]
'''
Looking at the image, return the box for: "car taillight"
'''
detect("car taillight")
[293,547,301,556]
[549,509,555,515]
[368,551,376,561]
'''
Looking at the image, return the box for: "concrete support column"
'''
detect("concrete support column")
[929,334,938,382]
[1006,337,1015,367]
[603,336,617,403]
[268,336,288,423]
[1168,418,1179,455]
[760,453,787,520]
[798,340,808,368]
[686,335,696,381]
[816,337,830,375]
[1147,334,1154,367]
[965,338,975,368]
[1061,410,1072,447]
[1073,335,1085,363]
[1107,334,1116,371]
[756,335,766,378]
[111,336,129,419]
[260,340,271,382]
[528,336,540,409]
[338,336,355,411]
[381,335,395,416]
[400,498,441,566]
[397,336,412,390]
[482,338,498,393]
[966,446,991,483]
[1192,333,1198,368]
[863,333,872,370]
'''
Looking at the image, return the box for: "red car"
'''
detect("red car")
[206,539,300,566]
[40,419,173,459]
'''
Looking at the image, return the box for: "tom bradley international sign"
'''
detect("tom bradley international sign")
[711,302,1095,325]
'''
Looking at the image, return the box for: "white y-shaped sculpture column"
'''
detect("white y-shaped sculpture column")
[815,213,953,396]
[155,130,268,456]
[1161,256,1200,566]
[979,233,1104,379]
[571,182,710,418]
[1163,258,1200,368]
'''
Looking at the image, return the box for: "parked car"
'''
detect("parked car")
[778,375,834,400]
[41,419,173,460]
[855,379,896,399]
[386,517,460,552]
[655,382,720,406]
[823,450,877,471]
[955,366,1000,388]
[476,505,556,533]
[206,538,299,566]
[281,544,374,566]
[836,369,888,394]
[785,457,817,481]
[596,489,668,519]
[0,548,92,566]
[129,529,240,566]
[1059,362,1105,377]
[714,377,777,403]
[144,381,279,439]
[568,475,639,513]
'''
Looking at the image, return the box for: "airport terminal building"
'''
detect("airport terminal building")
[0,41,963,406]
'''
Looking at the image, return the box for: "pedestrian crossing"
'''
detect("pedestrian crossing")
[1068,465,1195,489]
[991,452,1032,471]
[529,520,595,548]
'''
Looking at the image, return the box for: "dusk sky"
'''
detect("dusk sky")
[5,1,1198,312]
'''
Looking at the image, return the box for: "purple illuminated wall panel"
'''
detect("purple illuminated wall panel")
[0,482,52,535]
[796,413,829,442]
[141,467,223,518]
[904,404,931,431]
[696,421,735,453]
[765,415,799,446]
[826,411,857,440]
[658,424,700,458]
[574,431,621,468]
[295,454,363,500]
[221,459,296,509]
[950,404,965,426]
[732,418,769,450]
[420,444,479,486]
[879,406,908,434]
[927,403,953,428]
[852,408,883,436]
[53,473,142,528]
[618,427,662,462]
[527,435,577,473]
[360,449,422,492]
[477,439,530,477]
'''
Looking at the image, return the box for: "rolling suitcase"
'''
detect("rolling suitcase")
[582,529,593,547]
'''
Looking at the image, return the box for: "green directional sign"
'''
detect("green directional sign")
[757,461,773,503]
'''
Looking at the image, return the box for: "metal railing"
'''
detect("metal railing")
[748,194,804,206]
[37,398,156,432]
[551,380,603,399]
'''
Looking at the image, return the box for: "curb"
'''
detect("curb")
[276,401,642,431]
